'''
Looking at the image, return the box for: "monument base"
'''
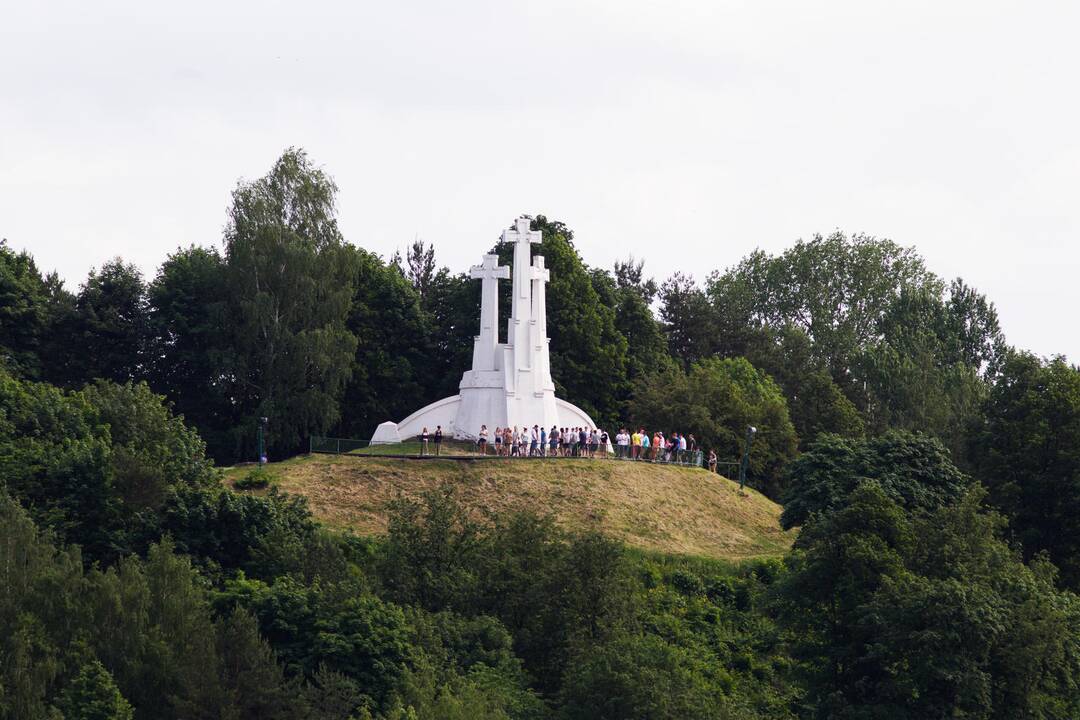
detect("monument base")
[372,393,597,444]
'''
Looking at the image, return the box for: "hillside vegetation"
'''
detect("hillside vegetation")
[223,454,793,561]
[7,148,1080,718]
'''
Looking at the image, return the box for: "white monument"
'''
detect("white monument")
[369,218,597,443]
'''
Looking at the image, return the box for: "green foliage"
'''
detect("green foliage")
[630,356,798,497]
[216,607,293,719]
[559,632,736,720]
[0,490,82,720]
[215,573,412,711]
[0,491,297,720]
[72,259,150,384]
[338,247,434,441]
[234,466,271,490]
[857,279,1000,456]
[773,485,1080,719]
[0,366,119,559]
[0,239,50,379]
[222,147,358,457]
[158,486,315,576]
[611,258,673,385]
[709,233,937,375]
[58,660,134,720]
[380,487,482,612]
[81,380,216,508]
[780,430,971,529]
[379,491,639,695]
[969,351,1080,588]
[0,369,219,562]
[659,272,716,370]
[706,233,1003,453]
[422,267,481,400]
[146,245,233,460]
[743,327,865,444]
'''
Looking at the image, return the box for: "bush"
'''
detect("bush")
[235,466,271,490]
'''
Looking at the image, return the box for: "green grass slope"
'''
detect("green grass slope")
[223,454,794,561]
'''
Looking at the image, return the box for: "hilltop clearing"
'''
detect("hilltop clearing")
[223,453,793,561]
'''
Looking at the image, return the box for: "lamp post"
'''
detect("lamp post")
[257,417,268,465]
[738,425,757,492]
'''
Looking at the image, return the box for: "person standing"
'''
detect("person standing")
[434,426,443,456]
[479,425,488,455]
[640,430,650,460]
[421,427,429,456]
[540,425,547,457]
[494,427,502,456]
[708,449,718,473]
[550,425,559,455]
[678,433,688,463]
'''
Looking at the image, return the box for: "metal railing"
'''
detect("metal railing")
[309,435,710,467]
[309,436,371,454]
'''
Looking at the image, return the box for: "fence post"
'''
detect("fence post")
[336,438,341,454]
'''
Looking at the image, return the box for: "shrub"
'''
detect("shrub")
[235,466,271,490]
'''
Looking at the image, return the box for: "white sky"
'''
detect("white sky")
[2,0,1077,362]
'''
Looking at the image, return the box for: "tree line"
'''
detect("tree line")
[4,147,1080,717]
[4,147,1080,577]
[0,150,1004,467]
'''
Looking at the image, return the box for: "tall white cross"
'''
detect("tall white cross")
[470,254,510,371]
[530,255,550,341]
[503,217,542,324]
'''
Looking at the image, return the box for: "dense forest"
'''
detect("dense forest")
[2,148,1080,718]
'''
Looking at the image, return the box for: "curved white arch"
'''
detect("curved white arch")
[395,395,461,440]
[555,398,596,430]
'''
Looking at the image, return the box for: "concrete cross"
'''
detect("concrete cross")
[503,217,542,308]
[470,254,510,371]
[530,255,551,356]
[499,218,544,375]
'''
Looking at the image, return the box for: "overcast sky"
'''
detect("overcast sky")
[2,0,1077,362]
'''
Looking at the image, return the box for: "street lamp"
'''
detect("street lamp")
[738,425,757,492]
[257,417,269,465]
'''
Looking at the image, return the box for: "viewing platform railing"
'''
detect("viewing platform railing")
[309,435,707,468]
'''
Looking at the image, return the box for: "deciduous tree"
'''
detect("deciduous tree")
[221,148,357,457]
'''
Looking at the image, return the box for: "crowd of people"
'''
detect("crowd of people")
[417,424,721,471]
[485,425,608,457]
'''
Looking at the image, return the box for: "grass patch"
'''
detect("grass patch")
[219,453,795,562]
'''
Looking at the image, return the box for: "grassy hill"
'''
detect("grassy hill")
[223,453,794,561]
